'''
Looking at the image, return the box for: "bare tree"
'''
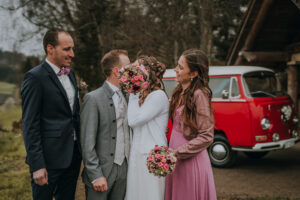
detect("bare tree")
[6,0,248,90]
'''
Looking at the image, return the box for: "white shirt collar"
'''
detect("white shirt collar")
[106,80,119,93]
[45,58,61,74]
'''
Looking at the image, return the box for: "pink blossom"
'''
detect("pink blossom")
[155,154,160,159]
[158,162,163,167]
[134,76,140,81]
[154,146,160,150]
[142,82,148,89]
[162,158,167,163]
[163,164,169,171]
[150,164,155,169]
[148,155,154,161]
[135,81,140,86]
[160,155,165,159]
[120,76,128,82]
[138,75,144,80]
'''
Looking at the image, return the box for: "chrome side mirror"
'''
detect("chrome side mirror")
[222,90,229,99]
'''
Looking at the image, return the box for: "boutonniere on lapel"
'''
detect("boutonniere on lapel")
[78,79,89,101]
[79,80,88,90]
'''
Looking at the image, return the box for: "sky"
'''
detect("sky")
[0,0,43,56]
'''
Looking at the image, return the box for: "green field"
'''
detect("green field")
[0,106,31,200]
[0,82,16,95]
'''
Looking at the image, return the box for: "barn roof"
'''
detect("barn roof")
[226,0,300,67]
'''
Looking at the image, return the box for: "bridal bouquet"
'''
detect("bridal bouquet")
[118,63,149,93]
[146,145,177,177]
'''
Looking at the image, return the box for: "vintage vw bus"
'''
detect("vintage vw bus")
[163,66,299,167]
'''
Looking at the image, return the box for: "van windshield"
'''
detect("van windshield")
[243,71,285,98]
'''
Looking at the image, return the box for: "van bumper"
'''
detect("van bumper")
[232,137,300,152]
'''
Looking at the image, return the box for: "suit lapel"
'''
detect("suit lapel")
[42,61,71,112]
[102,81,116,116]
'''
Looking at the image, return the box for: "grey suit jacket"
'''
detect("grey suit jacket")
[81,82,127,187]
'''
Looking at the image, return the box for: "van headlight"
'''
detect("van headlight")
[292,130,298,138]
[293,115,299,124]
[261,118,271,130]
[281,105,292,123]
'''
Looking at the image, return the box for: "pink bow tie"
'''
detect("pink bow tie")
[57,67,70,76]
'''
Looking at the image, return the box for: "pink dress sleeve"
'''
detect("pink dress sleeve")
[176,89,214,159]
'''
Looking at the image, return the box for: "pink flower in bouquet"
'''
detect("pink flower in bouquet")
[158,162,163,167]
[161,158,167,163]
[148,155,154,161]
[155,154,161,159]
[163,164,169,171]
[134,76,140,81]
[160,155,165,159]
[138,75,144,81]
[142,82,148,89]
[120,76,128,82]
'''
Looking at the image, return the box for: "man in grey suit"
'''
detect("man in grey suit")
[80,49,131,200]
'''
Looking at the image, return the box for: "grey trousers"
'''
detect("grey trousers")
[85,160,128,200]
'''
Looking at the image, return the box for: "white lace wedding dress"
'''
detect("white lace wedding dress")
[125,90,169,200]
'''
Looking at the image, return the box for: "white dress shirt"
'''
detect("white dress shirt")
[46,59,76,140]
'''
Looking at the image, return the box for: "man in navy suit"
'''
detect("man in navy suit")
[21,29,81,200]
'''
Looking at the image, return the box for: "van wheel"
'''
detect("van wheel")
[244,151,268,159]
[208,134,237,168]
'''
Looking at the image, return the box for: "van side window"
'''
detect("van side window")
[209,77,231,98]
[231,78,240,98]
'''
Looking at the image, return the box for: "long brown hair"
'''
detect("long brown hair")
[169,49,213,133]
[137,55,166,106]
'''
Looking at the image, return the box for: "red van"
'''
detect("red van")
[163,66,299,167]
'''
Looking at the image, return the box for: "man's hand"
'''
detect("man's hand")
[33,168,48,186]
[93,177,108,192]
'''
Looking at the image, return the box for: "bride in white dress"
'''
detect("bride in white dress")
[125,56,169,200]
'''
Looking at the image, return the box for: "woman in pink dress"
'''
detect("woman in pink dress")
[165,49,217,200]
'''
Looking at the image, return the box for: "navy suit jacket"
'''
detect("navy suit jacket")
[21,61,81,172]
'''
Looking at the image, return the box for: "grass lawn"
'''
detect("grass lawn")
[0,106,32,200]
[0,82,15,95]
[0,106,298,200]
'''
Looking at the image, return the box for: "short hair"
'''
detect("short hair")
[101,49,128,77]
[43,29,70,55]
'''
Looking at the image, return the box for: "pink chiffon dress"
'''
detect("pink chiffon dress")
[165,90,217,200]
